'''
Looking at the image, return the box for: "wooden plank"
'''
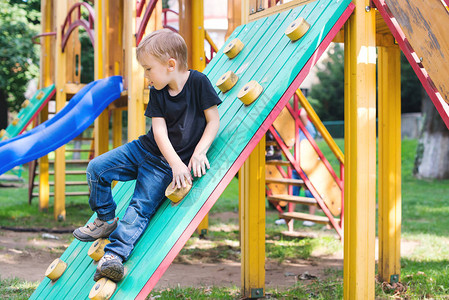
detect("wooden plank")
[281,211,337,224]
[385,0,449,103]
[299,139,341,216]
[265,165,288,195]
[268,194,318,206]
[272,106,296,147]
[266,177,304,185]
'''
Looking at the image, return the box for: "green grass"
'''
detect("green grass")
[2,138,449,299]
[0,278,38,300]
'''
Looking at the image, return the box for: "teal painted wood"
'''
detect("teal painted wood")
[29,1,352,298]
[2,85,55,139]
[30,181,135,299]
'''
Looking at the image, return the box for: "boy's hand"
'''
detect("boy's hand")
[171,161,192,189]
[188,152,210,178]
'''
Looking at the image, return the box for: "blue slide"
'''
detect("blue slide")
[0,76,123,175]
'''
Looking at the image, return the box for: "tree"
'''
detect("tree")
[0,0,39,117]
[309,43,344,121]
[400,52,422,113]
[413,91,449,179]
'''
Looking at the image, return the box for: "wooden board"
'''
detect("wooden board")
[299,139,341,216]
[272,106,296,147]
[385,0,449,103]
[30,1,353,298]
[265,165,288,206]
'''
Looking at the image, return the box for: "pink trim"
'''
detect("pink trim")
[19,88,55,135]
[135,4,354,298]
[373,0,449,129]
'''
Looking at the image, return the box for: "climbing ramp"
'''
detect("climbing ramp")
[30,0,354,299]
[0,85,55,142]
[373,0,449,129]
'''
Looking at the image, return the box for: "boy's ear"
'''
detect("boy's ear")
[167,58,176,71]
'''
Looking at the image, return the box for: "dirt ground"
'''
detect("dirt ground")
[0,212,344,290]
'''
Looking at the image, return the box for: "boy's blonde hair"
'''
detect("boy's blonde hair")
[136,29,188,71]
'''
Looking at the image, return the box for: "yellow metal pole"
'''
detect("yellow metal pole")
[182,0,209,235]
[238,2,265,298]
[53,0,68,221]
[343,1,377,299]
[378,44,401,283]
[239,140,266,298]
[38,0,53,212]
[125,0,145,142]
[191,0,205,71]
[112,110,122,149]
[94,0,110,156]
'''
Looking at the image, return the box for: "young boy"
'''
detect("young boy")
[73,29,221,282]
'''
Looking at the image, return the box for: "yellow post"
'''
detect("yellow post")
[378,45,401,283]
[94,0,110,156]
[112,110,122,149]
[38,0,54,212]
[180,0,208,235]
[53,0,68,221]
[191,0,206,71]
[125,0,145,141]
[343,1,377,299]
[239,140,265,298]
[238,2,265,297]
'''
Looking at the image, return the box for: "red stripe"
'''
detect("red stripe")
[373,0,449,129]
[135,3,354,298]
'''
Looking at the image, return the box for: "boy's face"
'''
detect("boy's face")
[140,54,172,90]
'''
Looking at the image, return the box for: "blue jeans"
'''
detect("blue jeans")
[292,170,312,197]
[86,139,172,261]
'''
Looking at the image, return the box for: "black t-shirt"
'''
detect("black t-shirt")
[139,70,222,165]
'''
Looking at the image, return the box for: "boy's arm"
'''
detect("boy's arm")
[152,117,192,188]
[188,105,220,177]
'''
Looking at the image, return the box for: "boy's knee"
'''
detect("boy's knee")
[86,157,102,179]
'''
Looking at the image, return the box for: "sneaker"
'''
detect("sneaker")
[97,253,124,282]
[73,217,118,242]
[275,219,287,225]
[302,220,315,227]
[93,269,102,282]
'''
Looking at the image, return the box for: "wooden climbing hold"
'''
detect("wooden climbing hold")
[285,17,310,41]
[238,80,263,105]
[88,238,111,262]
[45,258,67,281]
[88,278,117,300]
[165,181,192,204]
[21,99,31,108]
[223,38,244,59]
[12,118,20,126]
[216,71,238,93]
[36,91,45,100]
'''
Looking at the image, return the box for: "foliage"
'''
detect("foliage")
[0,0,39,112]
[401,52,422,113]
[309,45,423,122]
[309,43,344,121]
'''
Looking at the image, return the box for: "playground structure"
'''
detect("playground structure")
[0,0,447,299]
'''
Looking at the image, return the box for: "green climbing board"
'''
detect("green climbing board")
[0,85,55,141]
